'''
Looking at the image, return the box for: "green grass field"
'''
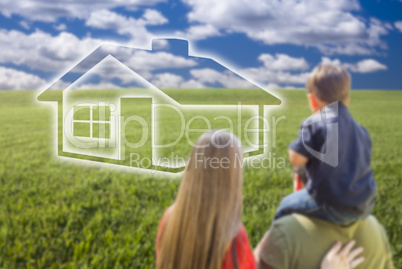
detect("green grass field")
[0,89,401,268]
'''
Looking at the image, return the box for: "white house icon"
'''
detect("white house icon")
[37,39,281,172]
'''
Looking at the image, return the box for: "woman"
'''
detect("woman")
[155,131,363,269]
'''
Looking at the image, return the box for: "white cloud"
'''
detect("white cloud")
[175,24,221,41]
[0,66,46,90]
[51,51,199,89]
[151,39,169,50]
[75,82,121,90]
[180,79,205,88]
[321,57,387,73]
[151,73,184,88]
[0,29,102,72]
[233,53,311,86]
[126,50,197,71]
[86,9,168,45]
[258,54,309,71]
[150,73,206,88]
[54,24,67,31]
[190,68,255,88]
[19,21,30,30]
[352,59,387,73]
[0,0,165,22]
[395,21,402,32]
[315,43,373,55]
[320,57,343,66]
[83,55,145,86]
[0,28,192,75]
[60,55,149,90]
[0,8,175,76]
[182,0,389,55]
[142,9,168,25]
[97,48,198,80]
[0,28,200,90]
[185,53,311,87]
[241,66,310,85]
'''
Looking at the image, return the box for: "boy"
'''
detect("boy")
[275,65,377,224]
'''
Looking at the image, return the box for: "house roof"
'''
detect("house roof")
[37,39,281,106]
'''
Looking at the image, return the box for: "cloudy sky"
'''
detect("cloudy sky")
[0,0,401,90]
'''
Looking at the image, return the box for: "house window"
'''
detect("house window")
[73,105,111,139]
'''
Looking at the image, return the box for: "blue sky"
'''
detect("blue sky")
[0,0,401,90]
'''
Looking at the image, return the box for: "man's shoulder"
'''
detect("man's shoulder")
[277,213,381,225]
[273,214,383,235]
[263,214,393,269]
[269,214,389,259]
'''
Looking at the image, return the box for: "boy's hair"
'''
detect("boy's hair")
[306,65,351,103]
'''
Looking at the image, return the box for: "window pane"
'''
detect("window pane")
[93,106,111,121]
[73,106,90,121]
[73,122,91,137]
[93,123,110,139]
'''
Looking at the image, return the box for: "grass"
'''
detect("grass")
[0,89,401,268]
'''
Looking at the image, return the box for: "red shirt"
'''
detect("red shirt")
[156,207,257,269]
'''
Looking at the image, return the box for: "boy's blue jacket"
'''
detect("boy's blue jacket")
[290,102,377,215]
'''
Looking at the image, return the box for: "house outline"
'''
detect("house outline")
[37,38,282,173]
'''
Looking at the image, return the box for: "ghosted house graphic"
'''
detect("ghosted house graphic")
[37,39,281,172]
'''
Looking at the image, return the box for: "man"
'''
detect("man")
[254,171,394,269]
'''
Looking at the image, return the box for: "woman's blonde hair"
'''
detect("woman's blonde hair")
[156,131,243,269]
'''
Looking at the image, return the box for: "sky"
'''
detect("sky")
[0,0,401,91]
